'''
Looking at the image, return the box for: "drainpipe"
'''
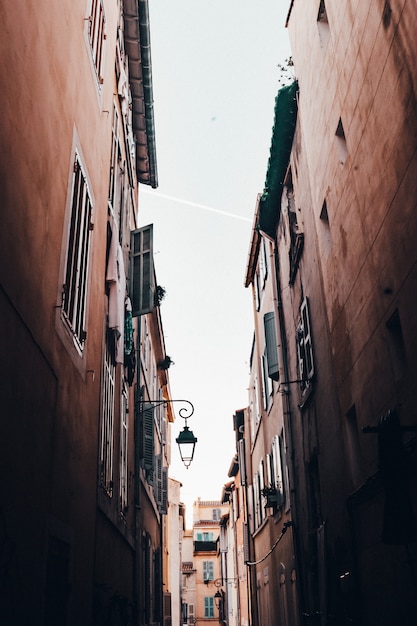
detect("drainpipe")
[269,238,305,626]
[133,316,142,626]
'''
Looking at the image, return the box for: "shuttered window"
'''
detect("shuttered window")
[238,438,246,486]
[272,434,285,507]
[297,297,314,385]
[203,561,214,582]
[120,382,128,512]
[204,597,214,618]
[62,154,93,350]
[264,311,280,381]
[142,403,155,483]
[99,335,114,495]
[88,0,106,85]
[155,454,168,515]
[130,224,155,316]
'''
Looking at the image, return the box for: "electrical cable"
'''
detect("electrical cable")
[246,521,294,566]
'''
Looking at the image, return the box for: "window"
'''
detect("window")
[213,508,221,521]
[204,597,215,619]
[336,118,347,165]
[142,403,155,484]
[317,0,330,48]
[62,154,93,351]
[319,199,332,258]
[120,382,128,513]
[99,334,115,495]
[253,460,266,529]
[296,297,314,388]
[286,185,304,285]
[261,351,273,410]
[87,0,106,85]
[271,433,285,506]
[155,455,168,514]
[108,103,122,219]
[203,560,214,582]
[130,224,155,316]
[264,312,280,381]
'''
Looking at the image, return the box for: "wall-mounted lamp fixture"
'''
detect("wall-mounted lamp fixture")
[145,397,197,469]
[205,577,238,588]
[214,590,222,610]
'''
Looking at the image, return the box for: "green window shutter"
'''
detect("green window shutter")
[204,597,214,618]
[142,403,155,483]
[264,311,280,381]
[130,224,155,316]
[155,455,168,515]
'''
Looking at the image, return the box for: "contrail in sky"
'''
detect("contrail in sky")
[141,189,252,223]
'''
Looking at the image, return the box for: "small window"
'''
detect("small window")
[317,0,330,47]
[99,334,115,495]
[296,297,314,387]
[336,118,348,165]
[264,312,280,381]
[87,0,106,85]
[213,508,221,521]
[120,382,128,512]
[62,154,93,351]
[203,560,214,582]
[155,454,168,515]
[261,351,273,409]
[319,199,332,257]
[142,404,155,484]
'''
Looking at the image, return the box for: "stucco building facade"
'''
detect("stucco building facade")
[0,1,175,624]
[238,1,417,625]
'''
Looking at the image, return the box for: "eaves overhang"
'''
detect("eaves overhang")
[257,80,298,239]
[124,0,158,188]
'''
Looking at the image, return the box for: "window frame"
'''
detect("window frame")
[61,152,93,354]
[87,0,106,86]
[99,333,115,496]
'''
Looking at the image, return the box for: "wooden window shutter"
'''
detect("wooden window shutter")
[142,403,155,483]
[156,455,168,515]
[130,224,155,316]
[163,592,172,626]
[264,311,280,381]
[238,438,246,486]
[243,522,250,563]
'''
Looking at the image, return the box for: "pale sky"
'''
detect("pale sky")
[139,0,291,527]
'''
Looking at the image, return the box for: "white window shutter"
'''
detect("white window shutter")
[130,224,155,316]
[264,311,280,381]
[301,298,314,379]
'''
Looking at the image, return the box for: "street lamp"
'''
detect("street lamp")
[143,397,197,469]
[214,590,222,609]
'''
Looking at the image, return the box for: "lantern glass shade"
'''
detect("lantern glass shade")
[176,425,197,469]
[214,590,222,609]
